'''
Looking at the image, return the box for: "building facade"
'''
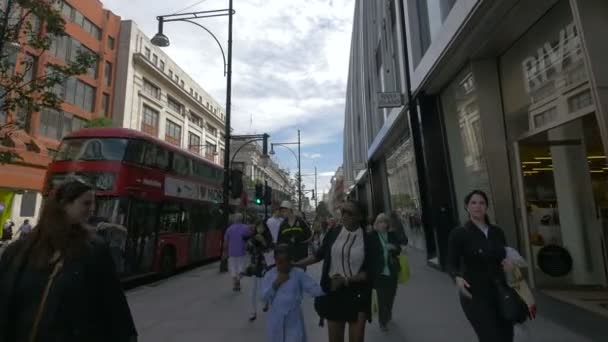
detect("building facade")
[0,0,121,230]
[113,21,226,166]
[343,0,427,252]
[326,166,345,216]
[230,140,296,209]
[344,0,608,306]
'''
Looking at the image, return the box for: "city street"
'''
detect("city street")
[128,248,607,342]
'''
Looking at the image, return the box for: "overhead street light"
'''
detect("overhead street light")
[152,3,235,220]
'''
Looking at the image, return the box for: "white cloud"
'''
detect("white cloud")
[302,153,322,159]
[102,0,354,193]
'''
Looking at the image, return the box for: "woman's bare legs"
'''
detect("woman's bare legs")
[348,313,367,342]
[328,320,346,342]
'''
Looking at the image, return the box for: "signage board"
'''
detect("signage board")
[378,92,403,108]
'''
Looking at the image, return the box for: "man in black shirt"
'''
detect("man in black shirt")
[277,201,312,263]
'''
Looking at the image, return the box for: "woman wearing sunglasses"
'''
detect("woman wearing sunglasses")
[297,200,372,342]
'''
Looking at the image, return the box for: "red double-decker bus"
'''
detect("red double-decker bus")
[44,128,225,280]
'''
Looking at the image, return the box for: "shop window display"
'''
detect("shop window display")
[501,0,608,287]
[386,138,424,250]
[441,66,493,222]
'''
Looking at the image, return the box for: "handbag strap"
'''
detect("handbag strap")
[29,251,64,342]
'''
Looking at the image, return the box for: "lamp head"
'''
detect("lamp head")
[151,18,170,47]
[151,32,170,47]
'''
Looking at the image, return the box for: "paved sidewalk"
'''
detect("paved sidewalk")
[127,247,607,341]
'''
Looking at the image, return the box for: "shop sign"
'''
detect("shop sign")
[522,22,585,94]
[378,92,403,108]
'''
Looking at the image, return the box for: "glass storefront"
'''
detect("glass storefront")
[500,0,608,287]
[386,137,425,250]
[441,66,494,223]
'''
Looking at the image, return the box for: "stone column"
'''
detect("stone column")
[548,120,605,285]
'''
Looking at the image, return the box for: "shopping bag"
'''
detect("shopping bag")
[398,254,410,284]
[371,289,378,314]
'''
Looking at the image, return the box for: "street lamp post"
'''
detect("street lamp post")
[269,129,302,211]
[151,2,234,222]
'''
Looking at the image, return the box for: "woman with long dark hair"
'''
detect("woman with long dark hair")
[447,190,515,342]
[0,180,137,342]
[297,200,372,342]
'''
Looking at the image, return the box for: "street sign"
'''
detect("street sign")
[378,92,403,108]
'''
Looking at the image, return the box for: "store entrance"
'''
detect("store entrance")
[517,114,608,289]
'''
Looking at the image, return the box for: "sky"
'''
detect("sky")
[102,0,354,200]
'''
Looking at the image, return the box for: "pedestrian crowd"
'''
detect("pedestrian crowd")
[224,199,413,342]
[0,179,536,342]
[226,190,536,342]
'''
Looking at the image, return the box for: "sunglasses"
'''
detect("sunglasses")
[342,209,356,217]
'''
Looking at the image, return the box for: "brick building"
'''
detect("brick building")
[0,0,120,230]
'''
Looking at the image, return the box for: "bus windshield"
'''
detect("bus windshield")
[55,138,129,161]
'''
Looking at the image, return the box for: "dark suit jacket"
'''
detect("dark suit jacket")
[447,221,508,299]
[0,236,137,342]
[368,231,405,286]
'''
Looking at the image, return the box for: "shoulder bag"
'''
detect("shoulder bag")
[29,251,64,342]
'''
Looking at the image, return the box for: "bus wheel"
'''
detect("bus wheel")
[160,248,176,277]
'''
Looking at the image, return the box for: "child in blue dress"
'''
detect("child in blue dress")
[262,245,324,342]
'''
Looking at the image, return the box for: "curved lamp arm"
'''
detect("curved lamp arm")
[182,19,228,76]
[272,144,298,164]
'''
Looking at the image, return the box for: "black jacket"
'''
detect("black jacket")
[0,236,137,342]
[314,226,373,321]
[277,217,312,262]
[368,231,405,285]
[447,221,508,298]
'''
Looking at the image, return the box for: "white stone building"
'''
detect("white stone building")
[113,21,225,164]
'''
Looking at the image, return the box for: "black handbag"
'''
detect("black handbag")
[494,278,529,323]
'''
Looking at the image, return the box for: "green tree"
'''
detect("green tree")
[85,116,112,128]
[0,0,95,164]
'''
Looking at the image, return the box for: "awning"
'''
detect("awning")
[354,168,368,185]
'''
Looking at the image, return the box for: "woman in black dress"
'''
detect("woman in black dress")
[447,190,515,342]
[297,200,372,342]
[0,180,137,342]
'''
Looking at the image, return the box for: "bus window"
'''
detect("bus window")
[56,138,128,161]
[159,203,187,233]
[193,161,205,179]
[95,197,128,225]
[155,146,169,169]
[125,139,146,164]
[142,143,169,170]
[126,200,158,275]
[172,153,191,176]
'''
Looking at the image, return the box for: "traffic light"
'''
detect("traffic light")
[254,183,263,205]
[264,185,272,205]
[262,133,269,156]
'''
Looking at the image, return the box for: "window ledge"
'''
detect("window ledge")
[138,90,163,108]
